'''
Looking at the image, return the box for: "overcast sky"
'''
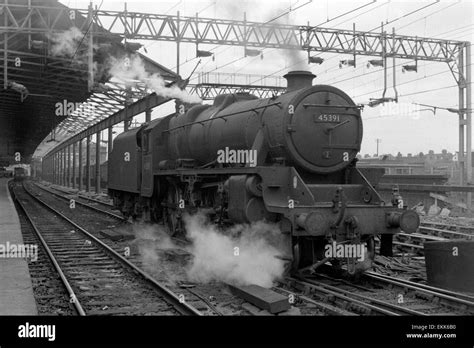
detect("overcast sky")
[58,0,474,157]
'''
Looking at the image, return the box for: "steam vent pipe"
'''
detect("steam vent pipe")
[283,70,316,91]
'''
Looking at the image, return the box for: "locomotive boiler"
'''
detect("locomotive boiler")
[108,70,419,273]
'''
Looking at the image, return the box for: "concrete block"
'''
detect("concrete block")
[229,284,290,314]
[241,302,272,315]
[99,228,135,241]
[277,306,301,316]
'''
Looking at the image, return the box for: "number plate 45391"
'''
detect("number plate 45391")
[314,114,341,123]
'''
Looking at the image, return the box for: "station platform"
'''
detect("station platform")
[0,178,38,315]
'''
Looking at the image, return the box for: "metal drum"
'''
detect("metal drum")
[424,239,474,293]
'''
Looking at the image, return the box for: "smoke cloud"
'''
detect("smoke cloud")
[128,223,186,285]
[108,55,202,104]
[283,49,308,70]
[48,27,83,57]
[252,6,310,72]
[130,211,288,288]
[265,10,309,71]
[183,213,287,288]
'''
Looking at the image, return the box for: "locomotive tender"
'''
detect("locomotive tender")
[108,70,419,272]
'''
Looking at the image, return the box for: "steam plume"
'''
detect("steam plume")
[48,27,83,57]
[183,213,286,288]
[108,55,202,104]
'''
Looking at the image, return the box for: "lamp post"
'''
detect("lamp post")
[376,138,382,157]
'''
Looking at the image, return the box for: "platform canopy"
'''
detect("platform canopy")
[0,0,178,165]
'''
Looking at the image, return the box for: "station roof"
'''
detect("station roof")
[0,0,178,165]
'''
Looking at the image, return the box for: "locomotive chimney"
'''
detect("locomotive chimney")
[283,70,316,92]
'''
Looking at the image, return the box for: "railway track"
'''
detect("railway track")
[279,270,474,316]
[10,181,201,316]
[391,220,473,255]
[21,182,474,316]
[393,232,444,254]
[28,184,349,316]
[276,277,426,316]
[13,194,76,315]
[364,271,474,304]
[23,182,229,316]
[272,258,474,316]
[44,183,114,207]
[34,182,122,220]
[418,221,473,239]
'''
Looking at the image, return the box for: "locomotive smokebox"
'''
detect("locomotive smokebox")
[283,70,316,92]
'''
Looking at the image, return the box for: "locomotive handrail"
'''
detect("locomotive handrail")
[162,102,282,133]
[302,103,364,110]
[326,120,350,132]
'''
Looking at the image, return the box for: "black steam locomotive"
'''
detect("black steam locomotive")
[108,71,419,272]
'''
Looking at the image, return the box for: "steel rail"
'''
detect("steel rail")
[21,183,202,316]
[365,272,474,308]
[33,182,125,222]
[287,276,425,316]
[11,183,86,316]
[45,184,114,207]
